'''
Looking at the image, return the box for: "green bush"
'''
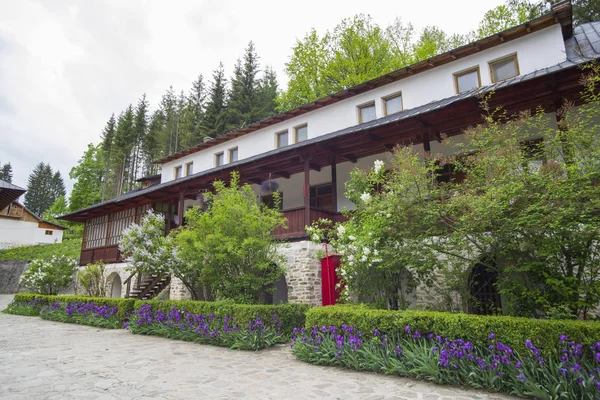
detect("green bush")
[13,293,135,321]
[135,299,310,335]
[305,305,600,355]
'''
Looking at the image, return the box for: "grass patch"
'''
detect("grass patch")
[0,231,82,261]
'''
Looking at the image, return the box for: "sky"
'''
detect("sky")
[0,0,505,194]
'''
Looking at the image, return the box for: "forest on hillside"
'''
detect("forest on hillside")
[3,0,597,222]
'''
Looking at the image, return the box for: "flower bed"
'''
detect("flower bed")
[3,298,44,316]
[128,303,285,350]
[40,300,122,329]
[13,293,135,320]
[135,299,310,336]
[291,324,600,399]
[306,305,600,355]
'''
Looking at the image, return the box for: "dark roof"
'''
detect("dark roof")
[154,1,574,164]
[566,21,600,62]
[135,174,161,183]
[59,26,600,223]
[0,179,26,211]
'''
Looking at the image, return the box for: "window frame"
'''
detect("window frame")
[228,147,238,163]
[357,101,376,124]
[214,152,224,167]
[309,182,334,211]
[382,92,403,116]
[45,230,53,236]
[275,130,289,148]
[488,53,520,83]
[185,162,193,176]
[174,165,183,179]
[294,124,308,143]
[453,66,482,94]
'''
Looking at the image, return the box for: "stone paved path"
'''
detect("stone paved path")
[0,295,518,400]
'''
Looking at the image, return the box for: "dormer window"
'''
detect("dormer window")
[489,54,519,83]
[454,67,481,94]
[358,102,376,123]
[174,165,182,179]
[295,124,308,143]
[383,93,403,116]
[215,152,224,167]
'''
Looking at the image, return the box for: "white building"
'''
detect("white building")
[60,2,600,306]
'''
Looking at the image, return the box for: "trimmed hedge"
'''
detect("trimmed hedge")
[305,305,600,355]
[134,299,310,335]
[13,293,135,321]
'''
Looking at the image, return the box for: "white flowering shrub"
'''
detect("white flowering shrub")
[307,156,440,309]
[20,255,77,295]
[119,210,183,276]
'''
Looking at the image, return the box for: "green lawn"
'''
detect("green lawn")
[0,232,82,261]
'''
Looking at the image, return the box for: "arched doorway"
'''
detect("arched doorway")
[273,274,288,304]
[106,272,122,298]
[468,260,501,315]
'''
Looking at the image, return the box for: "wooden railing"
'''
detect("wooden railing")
[274,207,345,240]
[79,244,121,266]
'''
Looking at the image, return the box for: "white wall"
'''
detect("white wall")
[0,219,63,248]
[161,25,567,183]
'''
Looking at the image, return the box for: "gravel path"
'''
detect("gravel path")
[0,295,518,399]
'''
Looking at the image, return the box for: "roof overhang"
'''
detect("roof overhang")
[154,1,573,165]
[0,181,26,211]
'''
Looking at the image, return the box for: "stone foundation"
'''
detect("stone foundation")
[278,241,323,306]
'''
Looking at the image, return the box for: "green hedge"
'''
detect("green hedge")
[305,305,600,355]
[134,299,310,335]
[13,293,135,321]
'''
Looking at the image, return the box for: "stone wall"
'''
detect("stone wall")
[278,241,323,306]
[0,260,29,294]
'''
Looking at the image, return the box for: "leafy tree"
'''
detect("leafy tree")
[42,195,68,225]
[476,0,545,37]
[175,172,286,304]
[24,162,63,217]
[571,0,600,24]
[0,162,13,183]
[69,144,104,211]
[203,63,229,137]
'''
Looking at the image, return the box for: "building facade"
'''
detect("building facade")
[60,2,600,306]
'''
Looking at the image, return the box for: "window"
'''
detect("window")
[45,230,53,236]
[358,102,376,123]
[309,183,334,211]
[215,152,224,167]
[229,147,238,163]
[174,165,182,179]
[276,130,289,148]
[489,54,519,83]
[454,67,481,94]
[383,93,403,116]
[295,124,308,143]
[185,162,193,176]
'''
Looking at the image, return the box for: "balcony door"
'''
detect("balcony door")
[310,183,334,211]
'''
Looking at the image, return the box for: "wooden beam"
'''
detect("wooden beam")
[342,154,358,163]
[275,171,290,179]
[331,158,337,213]
[303,158,311,228]
[178,190,185,228]
[309,163,321,172]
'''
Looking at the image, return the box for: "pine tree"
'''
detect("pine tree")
[0,162,13,183]
[132,94,149,184]
[24,162,62,217]
[188,74,207,143]
[255,66,278,121]
[100,114,116,201]
[142,110,165,175]
[160,86,178,155]
[112,106,136,196]
[227,42,262,131]
[203,63,228,138]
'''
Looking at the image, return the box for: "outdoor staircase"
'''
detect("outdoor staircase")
[125,273,171,300]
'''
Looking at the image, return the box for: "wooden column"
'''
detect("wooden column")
[422,131,432,154]
[166,199,173,232]
[331,157,337,213]
[303,157,311,227]
[178,190,186,227]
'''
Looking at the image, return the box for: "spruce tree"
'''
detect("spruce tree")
[255,66,278,121]
[203,63,228,138]
[100,114,116,201]
[188,74,207,143]
[142,111,165,175]
[0,162,13,183]
[24,162,62,217]
[132,94,149,184]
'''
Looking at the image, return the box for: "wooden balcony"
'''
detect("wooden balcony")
[80,244,122,266]
[274,207,346,240]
